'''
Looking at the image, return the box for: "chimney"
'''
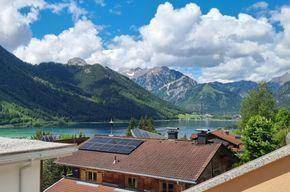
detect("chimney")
[167,128,179,139]
[197,129,209,144]
[225,130,230,135]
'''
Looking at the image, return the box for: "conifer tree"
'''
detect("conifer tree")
[126,117,137,136]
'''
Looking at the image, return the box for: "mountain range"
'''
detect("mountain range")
[0,46,182,125]
[0,44,289,126]
[123,67,290,115]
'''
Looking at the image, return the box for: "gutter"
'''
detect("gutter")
[57,162,197,184]
[19,160,32,192]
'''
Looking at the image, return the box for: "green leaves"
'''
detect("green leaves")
[241,115,278,162]
[126,116,157,136]
[240,83,290,162]
[240,82,276,128]
[126,117,137,136]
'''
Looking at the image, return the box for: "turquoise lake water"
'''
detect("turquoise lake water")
[0,120,236,138]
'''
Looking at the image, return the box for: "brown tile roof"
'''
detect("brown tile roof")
[211,130,242,146]
[45,178,132,192]
[56,136,222,183]
[191,130,242,147]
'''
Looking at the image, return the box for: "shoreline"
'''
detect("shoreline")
[0,118,237,129]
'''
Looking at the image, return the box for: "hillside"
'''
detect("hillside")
[177,83,243,115]
[0,46,182,125]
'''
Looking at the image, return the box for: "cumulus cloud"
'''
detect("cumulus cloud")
[11,2,290,82]
[14,19,103,64]
[98,2,286,82]
[0,0,46,50]
[0,0,88,51]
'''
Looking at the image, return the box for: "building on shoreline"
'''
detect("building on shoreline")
[0,137,76,192]
[50,135,237,192]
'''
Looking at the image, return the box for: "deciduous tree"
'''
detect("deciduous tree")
[240,82,276,127]
[241,115,278,162]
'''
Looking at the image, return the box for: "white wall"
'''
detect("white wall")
[0,159,41,192]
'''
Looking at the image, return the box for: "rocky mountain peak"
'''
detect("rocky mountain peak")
[124,66,197,103]
[121,67,145,78]
[271,72,290,86]
[67,57,87,66]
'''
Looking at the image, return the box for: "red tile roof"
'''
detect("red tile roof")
[191,130,242,147]
[56,136,222,183]
[211,130,242,146]
[45,178,132,192]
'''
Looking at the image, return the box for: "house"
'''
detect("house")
[191,129,243,152]
[53,135,237,192]
[184,144,290,192]
[0,137,76,192]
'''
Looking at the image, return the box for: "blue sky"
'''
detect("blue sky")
[32,0,289,41]
[1,0,290,82]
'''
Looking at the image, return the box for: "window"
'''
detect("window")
[93,172,97,181]
[162,182,174,192]
[168,183,174,192]
[88,172,93,180]
[86,171,97,181]
[128,177,137,188]
[162,182,167,192]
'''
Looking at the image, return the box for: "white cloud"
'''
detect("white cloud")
[11,2,290,82]
[0,0,46,50]
[14,19,103,64]
[46,0,88,22]
[0,0,88,51]
[247,1,269,11]
[97,3,286,83]
[246,1,271,18]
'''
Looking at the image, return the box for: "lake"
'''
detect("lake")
[0,120,236,138]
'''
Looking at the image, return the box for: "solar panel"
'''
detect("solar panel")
[79,136,144,155]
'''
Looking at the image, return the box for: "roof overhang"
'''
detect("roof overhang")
[57,162,197,184]
[0,145,77,165]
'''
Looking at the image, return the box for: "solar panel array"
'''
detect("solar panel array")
[79,136,144,155]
